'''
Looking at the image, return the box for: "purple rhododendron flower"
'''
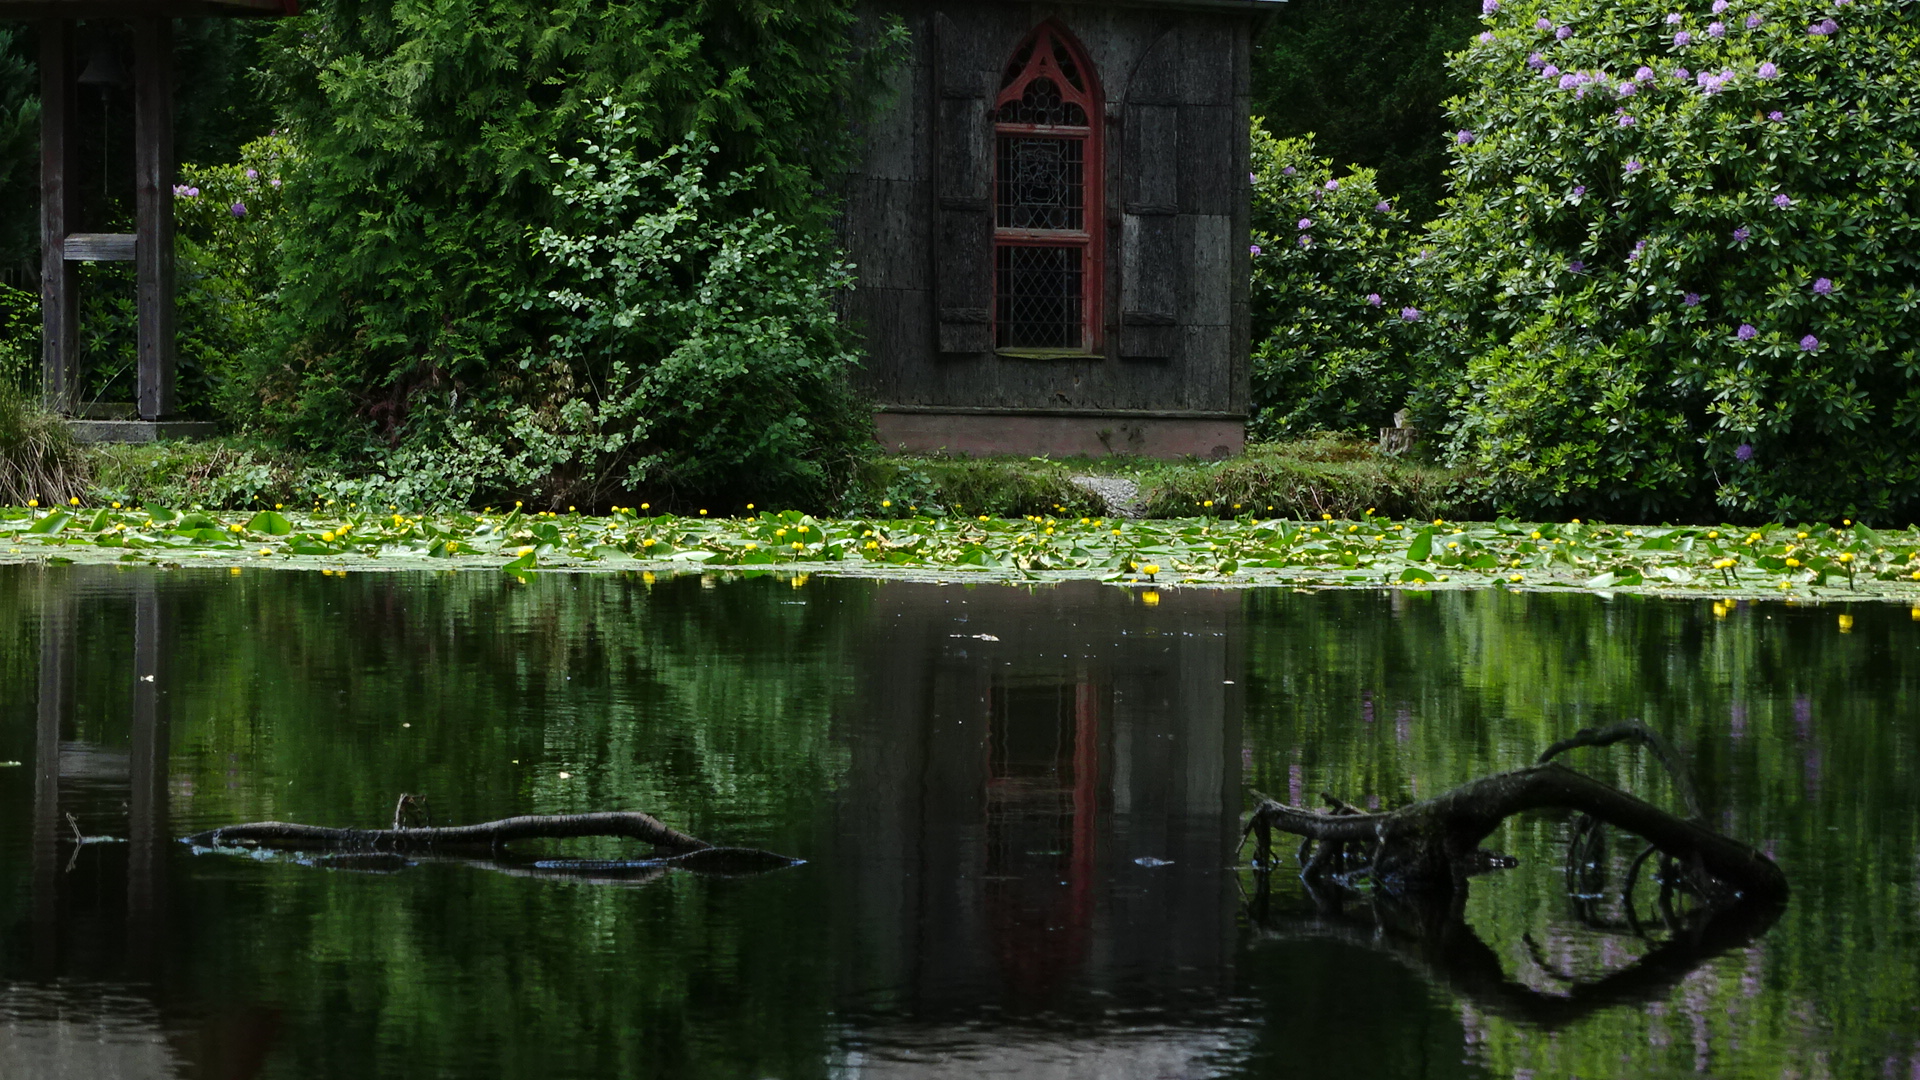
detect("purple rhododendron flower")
[1376,200,1393,212]
[1400,307,1424,322]
[1666,12,1684,23]
[1801,334,1821,351]
[187,186,200,197]
[1733,226,1751,242]
[1483,0,1500,12]
[1768,110,1786,121]
[1298,235,1312,247]
[1618,112,1637,126]
[1737,323,1758,340]
[1674,30,1693,45]
[230,202,247,219]
[1559,73,1582,89]
[1813,277,1834,295]
[1619,81,1637,96]
[245,168,258,180]
[1675,67,1692,80]
[1773,193,1794,208]
[269,178,281,187]
[1456,129,1477,145]
[1249,172,1258,183]
[171,184,188,197]
[1569,259,1586,272]
[1283,166,1297,176]
[1298,218,1313,230]
[1758,62,1780,79]
[1626,159,1644,173]
[1250,245,1263,256]
[1630,239,1648,260]
[1747,14,1764,27]
[1736,443,1754,462]
[1367,293,1384,306]
[1556,24,1573,39]
[1479,31,1495,42]
[1528,52,1546,68]
[1542,64,1562,78]
[1537,16,1554,29]
[1635,65,1656,81]
[1709,21,1726,37]
[1685,292,1702,306]
[1808,18,1838,34]
[1713,0,1730,11]
[1573,185,1587,196]
[1325,180,1340,191]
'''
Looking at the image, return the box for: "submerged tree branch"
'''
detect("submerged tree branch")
[182,810,801,876]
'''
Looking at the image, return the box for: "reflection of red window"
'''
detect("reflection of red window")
[993,24,1103,353]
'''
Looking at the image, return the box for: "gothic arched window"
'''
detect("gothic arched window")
[993,24,1103,353]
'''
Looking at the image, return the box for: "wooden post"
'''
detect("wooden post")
[133,18,176,421]
[38,20,79,414]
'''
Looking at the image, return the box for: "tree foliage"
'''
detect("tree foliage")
[1414,0,1920,522]
[234,0,893,508]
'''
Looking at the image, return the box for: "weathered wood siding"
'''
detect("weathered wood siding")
[848,1,1252,420]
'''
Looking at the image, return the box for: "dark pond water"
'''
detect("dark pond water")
[1,564,1917,1079]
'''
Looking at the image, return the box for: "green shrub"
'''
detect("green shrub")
[1136,434,1476,520]
[0,282,35,391]
[1419,0,1920,522]
[842,456,1104,519]
[227,0,895,510]
[1250,127,1422,439]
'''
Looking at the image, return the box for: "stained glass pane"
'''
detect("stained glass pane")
[995,77,1089,127]
[996,245,1084,350]
[997,137,1085,231]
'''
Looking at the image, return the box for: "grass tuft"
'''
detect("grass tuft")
[0,388,89,507]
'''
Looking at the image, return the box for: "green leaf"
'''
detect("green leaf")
[501,550,538,573]
[1398,566,1437,583]
[1406,527,1434,562]
[26,511,71,535]
[247,510,294,535]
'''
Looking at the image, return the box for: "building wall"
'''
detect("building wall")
[848,2,1253,458]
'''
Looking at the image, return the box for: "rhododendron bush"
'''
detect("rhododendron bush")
[1412,0,1920,521]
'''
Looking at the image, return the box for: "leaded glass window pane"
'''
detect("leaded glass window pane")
[995,77,1088,127]
[996,246,1084,350]
[997,137,1084,231]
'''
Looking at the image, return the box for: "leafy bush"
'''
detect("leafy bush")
[1420,0,1920,522]
[229,0,894,509]
[1250,127,1421,439]
[1136,435,1477,520]
[842,456,1104,519]
[0,282,35,391]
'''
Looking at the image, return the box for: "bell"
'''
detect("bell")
[77,46,128,87]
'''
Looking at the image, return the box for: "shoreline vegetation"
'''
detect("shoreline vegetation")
[6,496,1920,608]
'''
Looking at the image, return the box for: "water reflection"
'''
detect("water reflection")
[0,566,1914,1079]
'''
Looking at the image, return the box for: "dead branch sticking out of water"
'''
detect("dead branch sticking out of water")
[1245,721,1786,901]
[185,809,800,876]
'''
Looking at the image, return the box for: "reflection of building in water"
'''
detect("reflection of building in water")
[833,580,1244,1035]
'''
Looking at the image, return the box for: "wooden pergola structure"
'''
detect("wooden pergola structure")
[0,0,295,437]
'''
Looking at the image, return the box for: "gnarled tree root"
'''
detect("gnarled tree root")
[184,811,800,875]
[1249,761,1786,900]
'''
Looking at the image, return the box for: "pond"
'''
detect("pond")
[0,564,1915,1079]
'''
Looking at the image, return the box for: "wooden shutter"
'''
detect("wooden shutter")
[933,13,993,355]
[1120,31,1180,359]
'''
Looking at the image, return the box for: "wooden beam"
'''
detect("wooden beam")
[133,17,175,421]
[63,232,137,261]
[38,19,78,415]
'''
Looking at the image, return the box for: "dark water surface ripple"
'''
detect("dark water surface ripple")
[0,565,1915,1079]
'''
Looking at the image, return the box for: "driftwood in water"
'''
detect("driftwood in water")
[186,808,800,876]
[1246,721,1786,900]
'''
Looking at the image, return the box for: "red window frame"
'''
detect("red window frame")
[992,23,1104,354]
